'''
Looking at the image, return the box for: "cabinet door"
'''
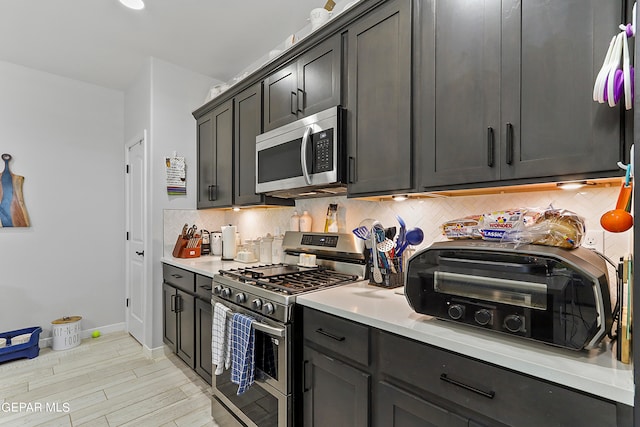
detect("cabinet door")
[347,0,412,196]
[501,0,622,180]
[176,289,195,369]
[298,34,342,118]
[234,83,263,206]
[263,62,298,132]
[195,297,212,384]
[419,0,502,188]
[303,347,370,427]
[376,381,468,427]
[162,283,177,351]
[197,100,233,208]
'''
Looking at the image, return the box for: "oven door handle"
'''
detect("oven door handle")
[253,321,285,338]
[300,126,312,185]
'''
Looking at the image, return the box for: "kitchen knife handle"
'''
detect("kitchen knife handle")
[440,373,495,399]
[297,88,305,113]
[208,185,217,201]
[505,123,514,165]
[487,127,495,167]
[290,92,297,116]
[315,328,346,342]
[348,156,356,183]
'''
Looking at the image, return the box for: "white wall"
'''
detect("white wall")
[0,60,125,336]
[125,58,215,350]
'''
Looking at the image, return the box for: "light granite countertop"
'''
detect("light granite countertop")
[297,281,635,406]
[161,255,261,277]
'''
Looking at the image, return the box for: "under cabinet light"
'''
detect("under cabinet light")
[392,195,408,201]
[119,0,145,10]
[232,207,241,212]
[557,181,588,190]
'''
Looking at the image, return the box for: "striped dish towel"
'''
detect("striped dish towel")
[212,303,231,375]
[230,313,256,395]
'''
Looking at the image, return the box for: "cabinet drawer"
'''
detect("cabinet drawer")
[378,331,617,427]
[195,274,212,300]
[303,308,369,366]
[163,264,195,293]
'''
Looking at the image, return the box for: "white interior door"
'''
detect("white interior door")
[125,132,146,344]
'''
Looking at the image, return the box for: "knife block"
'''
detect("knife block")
[172,235,202,258]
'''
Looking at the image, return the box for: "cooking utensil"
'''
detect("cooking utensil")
[370,222,383,283]
[385,227,396,241]
[601,180,634,233]
[396,227,424,258]
[352,226,371,241]
[396,215,407,249]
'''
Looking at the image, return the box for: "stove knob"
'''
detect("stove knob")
[236,293,247,304]
[252,299,263,310]
[221,288,232,298]
[213,285,223,295]
[447,304,465,320]
[474,309,492,326]
[504,314,523,333]
[263,302,275,315]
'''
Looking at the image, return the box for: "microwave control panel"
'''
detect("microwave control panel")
[313,129,334,173]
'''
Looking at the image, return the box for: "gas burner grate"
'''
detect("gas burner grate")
[219,264,359,295]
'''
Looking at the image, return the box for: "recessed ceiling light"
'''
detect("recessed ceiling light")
[119,0,145,10]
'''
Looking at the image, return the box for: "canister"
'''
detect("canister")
[210,232,222,256]
[260,235,273,263]
[271,235,283,264]
[51,316,82,351]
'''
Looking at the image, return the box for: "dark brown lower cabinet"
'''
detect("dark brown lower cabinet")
[195,297,212,384]
[302,346,370,427]
[300,307,632,427]
[376,381,470,427]
[162,282,195,369]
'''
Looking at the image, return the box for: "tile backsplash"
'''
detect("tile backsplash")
[164,186,631,299]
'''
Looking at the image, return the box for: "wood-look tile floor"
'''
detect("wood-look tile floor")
[0,331,218,427]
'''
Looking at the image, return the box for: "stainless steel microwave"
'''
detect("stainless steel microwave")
[256,106,346,199]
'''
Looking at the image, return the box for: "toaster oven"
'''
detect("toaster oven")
[405,241,612,350]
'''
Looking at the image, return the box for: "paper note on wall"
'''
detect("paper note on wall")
[166,156,186,195]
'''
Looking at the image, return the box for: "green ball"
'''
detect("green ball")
[92,330,101,338]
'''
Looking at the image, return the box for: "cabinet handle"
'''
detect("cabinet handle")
[290,91,297,116]
[303,360,312,392]
[348,156,356,183]
[487,127,495,167]
[170,294,176,313]
[135,250,144,256]
[440,373,495,399]
[315,328,346,342]
[297,88,305,113]
[171,274,182,279]
[505,123,514,165]
[208,185,217,201]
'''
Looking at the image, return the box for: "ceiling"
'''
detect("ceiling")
[0,0,339,90]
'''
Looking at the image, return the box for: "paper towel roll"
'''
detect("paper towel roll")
[221,225,237,260]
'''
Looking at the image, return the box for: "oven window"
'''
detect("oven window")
[257,138,303,183]
[255,332,278,381]
[215,369,279,427]
[434,271,547,310]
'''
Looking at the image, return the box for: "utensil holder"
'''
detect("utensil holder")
[368,256,404,288]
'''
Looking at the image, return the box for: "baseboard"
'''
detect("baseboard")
[143,344,166,359]
[38,322,126,348]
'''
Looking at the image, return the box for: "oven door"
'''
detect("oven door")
[255,106,340,194]
[211,297,291,427]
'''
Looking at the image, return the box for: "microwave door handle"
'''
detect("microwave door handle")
[301,126,312,185]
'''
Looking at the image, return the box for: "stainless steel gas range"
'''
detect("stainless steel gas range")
[210,232,366,427]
